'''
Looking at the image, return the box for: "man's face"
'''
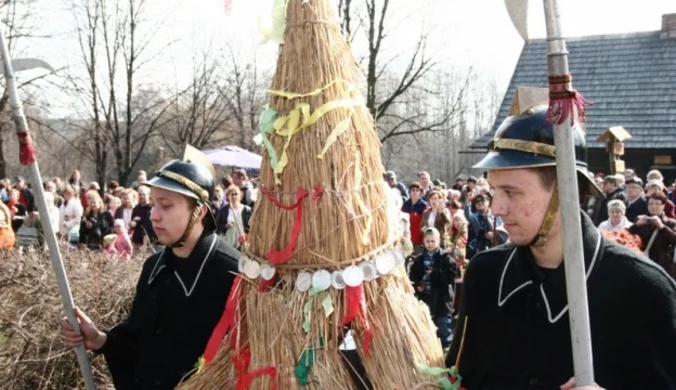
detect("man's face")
[488,169,557,246]
[150,187,195,246]
[467,181,476,190]
[232,174,244,186]
[138,188,150,205]
[602,181,615,194]
[623,170,635,181]
[419,175,430,188]
[474,197,487,212]
[626,184,642,201]
[423,234,440,252]
[46,182,56,193]
[387,177,396,187]
[409,187,421,199]
[14,180,24,190]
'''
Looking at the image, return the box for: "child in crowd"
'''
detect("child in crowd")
[113,219,133,259]
[102,234,118,258]
[409,227,458,351]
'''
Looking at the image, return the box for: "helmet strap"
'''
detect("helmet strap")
[529,186,560,247]
[168,204,204,248]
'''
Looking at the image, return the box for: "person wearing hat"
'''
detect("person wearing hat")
[409,227,458,351]
[625,178,648,223]
[628,191,676,277]
[445,103,676,389]
[645,179,676,219]
[384,170,408,202]
[61,151,241,390]
[597,199,632,234]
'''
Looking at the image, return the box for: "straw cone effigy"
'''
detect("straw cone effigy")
[179,0,444,388]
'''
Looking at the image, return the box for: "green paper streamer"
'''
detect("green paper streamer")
[321,294,334,317]
[258,106,279,169]
[302,299,312,333]
[294,347,314,386]
[418,364,463,390]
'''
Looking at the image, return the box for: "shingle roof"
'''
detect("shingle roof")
[468,31,676,151]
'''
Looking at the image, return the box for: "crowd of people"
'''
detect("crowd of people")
[0,167,259,258]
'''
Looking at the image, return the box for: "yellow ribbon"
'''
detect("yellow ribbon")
[269,79,354,100]
[271,97,364,183]
[353,151,372,246]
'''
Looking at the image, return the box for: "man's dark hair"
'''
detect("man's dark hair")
[603,176,618,186]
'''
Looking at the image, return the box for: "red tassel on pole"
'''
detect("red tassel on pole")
[545,74,591,126]
[17,131,36,165]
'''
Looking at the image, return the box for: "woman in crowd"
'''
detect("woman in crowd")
[60,185,83,244]
[114,189,136,230]
[420,189,452,248]
[448,212,468,268]
[598,199,632,234]
[216,185,252,249]
[79,193,114,250]
[402,181,428,254]
[0,200,15,249]
[628,191,676,277]
[7,188,26,232]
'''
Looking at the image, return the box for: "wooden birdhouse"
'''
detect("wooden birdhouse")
[596,126,632,174]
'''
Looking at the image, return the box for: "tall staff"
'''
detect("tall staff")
[0,28,97,389]
[542,0,594,385]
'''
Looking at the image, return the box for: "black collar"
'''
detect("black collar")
[497,212,603,323]
[147,231,218,297]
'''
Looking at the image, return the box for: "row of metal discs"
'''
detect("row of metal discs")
[238,247,406,291]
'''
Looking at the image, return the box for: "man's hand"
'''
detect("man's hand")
[560,378,605,390]
[61,307,107,352]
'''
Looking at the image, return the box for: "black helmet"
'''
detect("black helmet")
[473,104,602,196]
[145,159,215,204]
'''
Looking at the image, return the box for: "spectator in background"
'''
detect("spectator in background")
[646,180,675,219]
[68,170,85,199]
[7,189,26,232]
[113,219,133,259]
[420,189,452,248]
[216,185,252,249]
[0,200,14,249]
[53,177,65,196]
[401,181,428,253]
[629,191,676,278]
[60,185,83,244]
[646,169,664,183]
[623,169,636,182]
[598,199,632,234]
[460,176,477,204]
[467,193,505,258]
[14,176,35,213]
[130,185,155,249]
[80,193,113,250]
[448,212,468,268]
[625,178,648,223]
[108,180,120,194]
[131,170,147,191]
[447,199,463,220]
[0,180,8,203]
[212,185,225,214]
[452,177,465,192]
[45,180,64,208]
[417,171,435,200]
[384,171,408,202]
[42,192,61,236]
[231,168,254,207]
[115,189,136,230]
[595,175,628,226]
[614,173,626,191]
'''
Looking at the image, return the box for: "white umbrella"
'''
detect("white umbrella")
[203,145,262,170]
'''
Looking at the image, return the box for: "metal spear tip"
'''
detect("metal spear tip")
[0,58,55,76]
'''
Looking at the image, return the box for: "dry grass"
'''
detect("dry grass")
[0,246,145,390]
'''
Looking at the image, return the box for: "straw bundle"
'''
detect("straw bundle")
[180,0,444,388]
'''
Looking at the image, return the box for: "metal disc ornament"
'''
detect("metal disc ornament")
[360,260,378,281]
[238,255,249,274]
[295,271,313,292]
[331,270,346,289]
[243,259,261,279]
[312,270,331,292]
[343,265,364,287]
[260,264,276,281]
[375,252,396,275]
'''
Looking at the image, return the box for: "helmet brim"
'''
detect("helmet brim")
[473,150,603,197]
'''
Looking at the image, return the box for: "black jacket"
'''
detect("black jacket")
[410,248,457,317]
[79,211,114,249]
[215,204,252,235]
[446,212,676,389]
[96,232,240,390]
[625,197,648,223]
[130,204,156,245]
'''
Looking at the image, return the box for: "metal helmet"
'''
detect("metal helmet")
[144,156,216,247]
[473,104,601,197]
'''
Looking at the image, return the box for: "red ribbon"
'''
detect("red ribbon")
[545,74,590,126]
[341,285,373,356]
[258,275,276,292]
[312,184,324,205]
[17,131,36,165]
[260,186,310,265]
[233,347,278,390]
[202,275,243,364]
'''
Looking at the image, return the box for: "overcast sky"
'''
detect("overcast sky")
[16,0,676,116]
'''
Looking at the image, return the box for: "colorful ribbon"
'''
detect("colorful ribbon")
[258,276,276,292]
[260,186,309,264]
[18,131,36,165]
[417,365,466,390]
[341,285,373,356]
[311,184,324,205]
[234,347,278,390]
[201,275,243,364]
[257,0,288,44]
[293,339,324,386]
[258,106,280,170]
[353,152,372,246]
